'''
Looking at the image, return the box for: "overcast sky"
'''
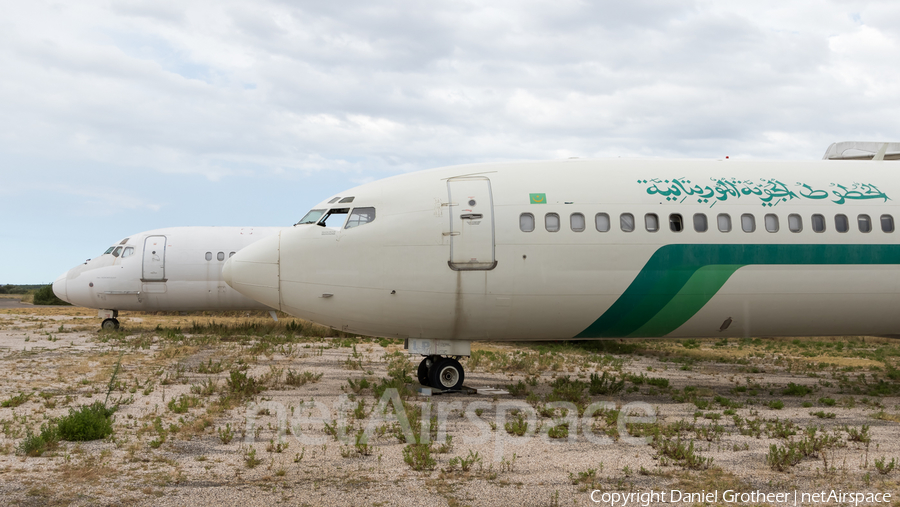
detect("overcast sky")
[2,0,898,283]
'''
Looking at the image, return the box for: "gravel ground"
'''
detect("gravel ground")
[0,308,898,506]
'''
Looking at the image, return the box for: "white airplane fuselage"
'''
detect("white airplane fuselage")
[224,158,900,343]
[54,227,281,314]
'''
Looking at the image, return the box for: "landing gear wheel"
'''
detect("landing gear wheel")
[417,357,431,387]
[101,318,119,331]
[428,358,464,391]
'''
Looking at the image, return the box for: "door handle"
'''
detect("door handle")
[460,213,483,220]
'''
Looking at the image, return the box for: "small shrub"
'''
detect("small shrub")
[819,397,836,406]
[548,422,569,439]
[768,400,785,410]
[810,411,836,419]
[32,285,70,306]
[782,383,812,397]
[766,443,802,471]
[217,424,234,444]
[403,443,436,471]
[244,446,262,468]
[875,456,896,476]
[57,402,115,441]
[507,380,529,396]
[505,415,529,436]
[226,369,263,399]
[589,372,624,395]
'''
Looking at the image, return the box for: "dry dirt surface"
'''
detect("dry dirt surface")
[0,307,899,506]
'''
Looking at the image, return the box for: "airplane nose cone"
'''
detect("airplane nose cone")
[223,232,281,310]
[52,273,69,303]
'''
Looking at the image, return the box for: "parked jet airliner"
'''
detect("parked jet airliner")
[53,227,281,329]
[223,143,900,392]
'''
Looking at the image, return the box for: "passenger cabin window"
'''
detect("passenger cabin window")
[765,214,779,233]
[121,247,134,258]
[620,213,635,232]
[112,246,123,257]
[345,207,376,229]
[645,213,659,232]
[669,213,683,232]
[545,213,560,232]
[570,213,585,232]
[297,209,326,225]
[835,214,849,233]
[693,213,708,232]
[520,213,535,232]
[229,252,236,258]
[812,214,826,232]
[217,252,225,261]
[595,213,610,232]
[882,214,895,232]
[205,252,212,261]
[788,214,802,232]
[858,214,872,233]
[320,208,350,227]
[741,214,756,232]
[717,214,732,232]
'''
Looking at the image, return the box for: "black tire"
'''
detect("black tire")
[101,318,119,331]
[429,358,464,391]
[417,358,430,386]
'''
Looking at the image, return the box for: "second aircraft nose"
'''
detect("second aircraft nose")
[222,232,281,310]
[52,273,69,303]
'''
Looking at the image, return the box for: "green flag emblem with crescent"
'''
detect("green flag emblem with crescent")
[530,193,547,204]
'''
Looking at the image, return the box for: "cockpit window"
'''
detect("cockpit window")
[104,247,115,255]
[328,197,341,204]
[119,238,130,245]
[339,196,355,203]
[296,209,326,225]
[121,247,134,258]
[345,207,375,229]
[319,208,349,228]
[112,246,123,257]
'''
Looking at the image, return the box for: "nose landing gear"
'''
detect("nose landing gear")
[417,355,465,391]
[99,309,119,331]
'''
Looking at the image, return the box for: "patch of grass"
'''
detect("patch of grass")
[819,397,836,406]
[810,411,836,419]
[17,422,60,457]
[167,394,200,414]
[285,369,322,387]
[767,400,785,410]
[244,446,261,468]
[1,392,31,408]
[782,383,812,396]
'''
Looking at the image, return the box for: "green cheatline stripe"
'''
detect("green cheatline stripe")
[575,244,900,339]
